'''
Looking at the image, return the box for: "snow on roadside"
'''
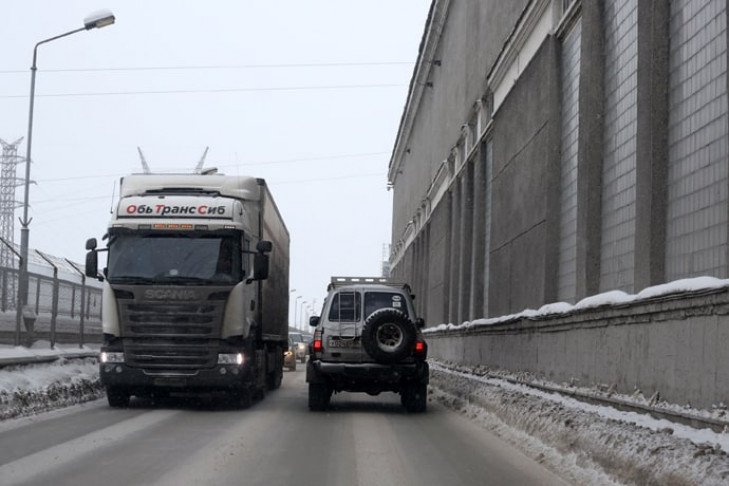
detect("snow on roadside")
[0,356,102,420]
[429,360,729,486]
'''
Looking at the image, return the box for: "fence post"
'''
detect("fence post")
[34,276,41,314]
[0,237,23,346]
[36,251,58,349]
[70,286,76,319]
[1,269,6,312]
[65,259,86,348]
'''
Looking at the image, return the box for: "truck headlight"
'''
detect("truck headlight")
[100,351,125,363]
[218,353,245,365]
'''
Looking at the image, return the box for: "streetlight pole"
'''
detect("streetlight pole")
[299,300,308,329]
[293,295,302,329]
[288,289,296,329]
[18,11,116,319]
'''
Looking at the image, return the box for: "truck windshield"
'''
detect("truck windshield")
[107,234,242,284]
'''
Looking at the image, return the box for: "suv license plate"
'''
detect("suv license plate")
[328,338,358,348]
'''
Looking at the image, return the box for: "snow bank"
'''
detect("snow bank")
[0,357,102,420]
[430,361,729,485]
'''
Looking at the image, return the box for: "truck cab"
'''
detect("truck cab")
[86,174,289,408]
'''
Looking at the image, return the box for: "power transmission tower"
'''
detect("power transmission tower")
[0,137,23,310]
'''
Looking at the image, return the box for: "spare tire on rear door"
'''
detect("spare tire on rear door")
[361,308,416,364]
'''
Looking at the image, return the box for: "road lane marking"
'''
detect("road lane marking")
[0,409,180,484]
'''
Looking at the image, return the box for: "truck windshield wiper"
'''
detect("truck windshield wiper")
[150,275,209,284]
[107,276,159,284]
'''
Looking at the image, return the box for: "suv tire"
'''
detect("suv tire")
[308,383,332,411]
[362,308,416,364]
[401,382,427,413]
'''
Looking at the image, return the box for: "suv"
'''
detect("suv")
[306,277,429,412]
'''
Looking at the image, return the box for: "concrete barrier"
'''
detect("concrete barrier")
[425,287,729,410]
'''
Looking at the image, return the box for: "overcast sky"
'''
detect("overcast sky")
[0,1,430,327]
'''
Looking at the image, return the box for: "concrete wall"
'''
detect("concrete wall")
[425,287,729,410]
[390,0,528,271]
[489,37,562,316]
[388,0,729,409]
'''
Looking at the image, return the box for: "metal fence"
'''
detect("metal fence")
[0,257,102,348]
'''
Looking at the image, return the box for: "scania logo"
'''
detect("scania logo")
[144,289,199,300]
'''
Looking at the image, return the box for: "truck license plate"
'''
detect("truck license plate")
[154,377,187,387]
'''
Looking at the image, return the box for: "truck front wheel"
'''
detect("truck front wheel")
[266,345,283,390]
[106,387,131,408]
[229,388,253,409]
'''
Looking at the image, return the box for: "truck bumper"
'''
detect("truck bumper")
[100,362,252,393]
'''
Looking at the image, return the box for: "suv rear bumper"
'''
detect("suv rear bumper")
[307,359,429,392]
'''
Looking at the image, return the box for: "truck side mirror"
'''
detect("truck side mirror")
[309,316,320,327]
[86,238,97,250]
[414,317,425,329]
[256,240,273,253]
[253,253,269,280]
[85,250,99,279]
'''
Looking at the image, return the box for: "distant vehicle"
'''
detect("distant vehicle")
[307,276,428,412]
[289,332,307,363]
[284,337,297,371]
[86,173,290,408]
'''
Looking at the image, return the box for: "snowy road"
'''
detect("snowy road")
[0,367,569,486]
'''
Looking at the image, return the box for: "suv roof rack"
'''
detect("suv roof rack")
[328,276,411,292]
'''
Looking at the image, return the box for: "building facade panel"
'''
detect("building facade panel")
[666,0,728,279]
[559,17,582,303]
[389,0,729,325]
[600,0,639,292]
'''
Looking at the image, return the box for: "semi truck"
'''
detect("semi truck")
[85,173,290,407]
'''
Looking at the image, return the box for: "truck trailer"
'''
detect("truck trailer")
[85,173,290,407]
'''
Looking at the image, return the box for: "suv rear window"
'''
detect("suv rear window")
[364,292,409,318]
[328,292,361,321]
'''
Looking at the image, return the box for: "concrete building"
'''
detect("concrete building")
[388,0,728,326]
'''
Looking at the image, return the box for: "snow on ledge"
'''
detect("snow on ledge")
[424,276,729,333]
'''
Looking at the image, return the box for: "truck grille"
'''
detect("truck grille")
[117,298,225,370]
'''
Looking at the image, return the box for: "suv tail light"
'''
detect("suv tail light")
[413,339,427,358]
[312,329,323,354]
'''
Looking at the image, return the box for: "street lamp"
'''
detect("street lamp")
[19,10,116,317]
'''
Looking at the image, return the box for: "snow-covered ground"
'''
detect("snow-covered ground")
[2,348,729,484]
[0,342,102,420]
[429,361,729,486]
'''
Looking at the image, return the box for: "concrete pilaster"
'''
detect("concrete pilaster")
[575,0,606,299]
[459,163,474,321]
[634,0,670,291]
[471,148,486,319]
[448,181,461,324]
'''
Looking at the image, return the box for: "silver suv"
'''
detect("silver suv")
[306,277,429,412]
